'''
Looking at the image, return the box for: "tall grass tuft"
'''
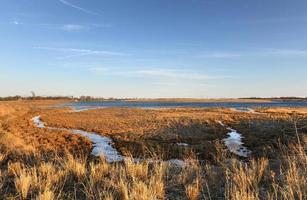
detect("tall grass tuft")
[36,188,55,200]
[14,169,33,199]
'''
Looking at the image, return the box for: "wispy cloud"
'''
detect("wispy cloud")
[60,24,88,31]
[264,49,307,56]
[198,49,307,59]
[9,20,107,31]
[151,81,212,87]
[86,67,224,85]
[134,69,222,81]
[13,20,19,25]
[198,52,242,59]
[34,47,129,59]
[58,0,99,15]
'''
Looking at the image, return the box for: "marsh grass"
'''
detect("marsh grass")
[0,135,306,200]
[0,101,306,199]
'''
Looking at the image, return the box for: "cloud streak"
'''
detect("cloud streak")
[199,52,242,59]
[10,20,108,32]
[80,65,221,81]
[264,49,307,56]
[134,69,226,81]
[35,47,129,59]
[58,0,99,15]
[198,49,307,59]
[60,24,88,31]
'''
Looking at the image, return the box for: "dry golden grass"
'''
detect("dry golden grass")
[14,169,33,199]
[125,158,149,181]
[268,143,307,200]
[0,131,37,155]
[36,188,55,200]
[64,153,87,180]
[0,101,92,157]
[0,152,6,162]
[224,158,269,200]
[185,178,200,200]
[40,105,307,160]
[259,107,307,114]
[0,100,306,199]
[0,139,306,199]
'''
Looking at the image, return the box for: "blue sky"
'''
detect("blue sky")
[1,0,307,98]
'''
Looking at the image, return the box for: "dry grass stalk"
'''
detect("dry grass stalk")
[15,169,33,199]
[65,153,87,180]
[124,158,149,181]
[0,152,6,163]
[36,188,55,200]
[185,178,201,200]
[224,158,268,200]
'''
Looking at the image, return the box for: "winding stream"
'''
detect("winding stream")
[32,115,186,166]
[32,116,123,162]
[32,114,251,165]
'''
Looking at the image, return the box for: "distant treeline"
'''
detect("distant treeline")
[77,96,121,102]
[0,95,121,102]
[0,96,75,101]
[239,97,307,102]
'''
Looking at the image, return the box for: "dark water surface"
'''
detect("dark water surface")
[62,101,307,111]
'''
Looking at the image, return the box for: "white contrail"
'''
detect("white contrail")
[58,0,99,15]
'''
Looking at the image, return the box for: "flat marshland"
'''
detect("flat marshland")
[0,100,306,199]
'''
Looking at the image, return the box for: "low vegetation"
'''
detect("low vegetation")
[0,100,306,199]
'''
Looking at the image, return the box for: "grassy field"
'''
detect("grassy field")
[0,100,306,199]
[42,106,307,160]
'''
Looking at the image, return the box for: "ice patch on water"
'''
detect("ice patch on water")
[217,120,251,157]
[223,129,251,157]
[32,116,123,163]
[233,107,256,113]
[71,129,123,162]
[32,116,45,128]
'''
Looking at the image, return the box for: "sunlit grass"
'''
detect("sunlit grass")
[0,100,306,199]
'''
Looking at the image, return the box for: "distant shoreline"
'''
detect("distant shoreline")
[1,96,307,103]
[122,98,274,103]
